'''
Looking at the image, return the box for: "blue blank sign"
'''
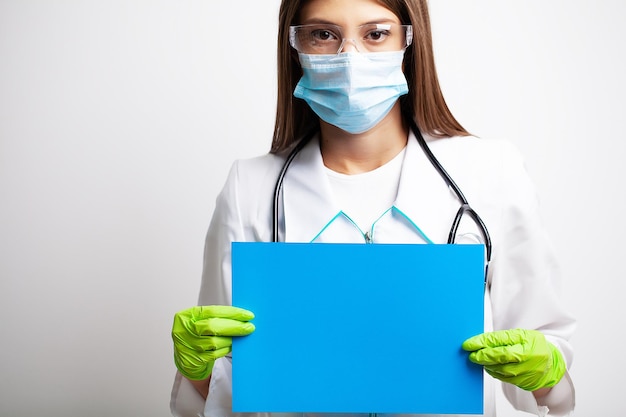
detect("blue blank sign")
[232,242,484,414]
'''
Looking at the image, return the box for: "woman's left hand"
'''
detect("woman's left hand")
[462,329,566,392]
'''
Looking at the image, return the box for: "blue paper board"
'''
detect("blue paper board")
[232,242,484,414]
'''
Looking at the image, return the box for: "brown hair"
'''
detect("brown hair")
[270,0,469,153]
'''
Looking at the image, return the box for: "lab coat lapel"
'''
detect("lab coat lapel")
[281,131,459,244]
[282,136,343,242]
[389,131,459,244]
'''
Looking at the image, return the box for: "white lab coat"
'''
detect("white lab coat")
[170,132,576,417]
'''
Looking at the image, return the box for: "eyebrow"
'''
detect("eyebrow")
[300,17,400,26]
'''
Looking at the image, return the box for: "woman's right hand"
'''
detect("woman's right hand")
[171,305,255,380]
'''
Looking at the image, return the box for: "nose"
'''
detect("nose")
[338,38,360,53]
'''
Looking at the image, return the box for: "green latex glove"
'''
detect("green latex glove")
[462,329,566,391]
[172,305,255,380]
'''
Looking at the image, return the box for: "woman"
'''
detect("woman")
[170,0,576,416]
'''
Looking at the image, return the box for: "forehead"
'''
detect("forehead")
[298,0,400,26]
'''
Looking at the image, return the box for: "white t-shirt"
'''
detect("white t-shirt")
[325,146,406,232]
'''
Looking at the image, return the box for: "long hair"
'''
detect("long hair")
[270,0,469,153]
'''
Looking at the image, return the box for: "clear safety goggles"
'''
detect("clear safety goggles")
[289,23,413,55]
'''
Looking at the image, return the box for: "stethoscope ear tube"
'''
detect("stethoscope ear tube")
[272,128,317,242]
[407,116,492,263]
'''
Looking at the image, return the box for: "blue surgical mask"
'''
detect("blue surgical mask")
[293,51,409,134]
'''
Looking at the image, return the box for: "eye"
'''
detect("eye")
[311,28,339,42]
[364,29,391,42]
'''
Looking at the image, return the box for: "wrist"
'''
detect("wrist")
[186,373,211,400]
[532,386,552,398]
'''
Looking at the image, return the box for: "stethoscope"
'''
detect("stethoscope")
[271,116,492,273]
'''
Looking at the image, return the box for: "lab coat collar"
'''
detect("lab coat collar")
[282,130,457,243]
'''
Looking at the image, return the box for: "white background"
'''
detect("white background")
[1,1,624,416]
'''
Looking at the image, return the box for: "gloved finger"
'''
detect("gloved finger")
[468,343,527,365]
[462,329,529,351]
[175,343,232,361]
[194,317,256,336]
[193,305,255,322]
[173,306,255,337]
[195,335,232,352]
[173,333,233,352]
[484,363,530,378]
[484,367,540,391]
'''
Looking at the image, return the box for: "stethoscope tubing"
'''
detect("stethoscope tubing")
[271,118,492,266]
[407,117,493,263]
[272,129,316,242]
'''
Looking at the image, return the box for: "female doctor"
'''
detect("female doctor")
[170,0,576,416]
